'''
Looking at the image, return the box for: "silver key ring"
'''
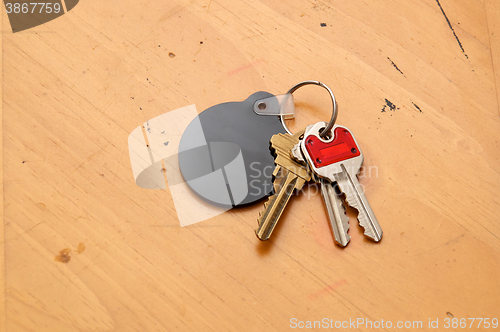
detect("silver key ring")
[280,80,338,139]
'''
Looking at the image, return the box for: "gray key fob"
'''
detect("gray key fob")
[178,92,286,207]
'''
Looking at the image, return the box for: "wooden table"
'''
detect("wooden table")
[2,0,500,330]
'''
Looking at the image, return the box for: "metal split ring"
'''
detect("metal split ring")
[280,80,338,139]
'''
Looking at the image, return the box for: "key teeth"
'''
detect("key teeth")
[257,193,276,225]
[338,200,349,225]
[358,216,377,239]
[341,205,350,230]
[342,194,380,242]
[339,201,351,246]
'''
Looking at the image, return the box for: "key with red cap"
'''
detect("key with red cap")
[299,122,383,243]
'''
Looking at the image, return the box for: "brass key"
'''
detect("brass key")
[255,129,311,240]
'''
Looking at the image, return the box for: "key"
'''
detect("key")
[300,122,383,242]
[255,129,312,241]
[292,141,350,246]
[319,178,350,246]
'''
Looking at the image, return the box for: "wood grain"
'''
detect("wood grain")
[485,0,500,116]
[1,4,5,331]
[2,0,500,331]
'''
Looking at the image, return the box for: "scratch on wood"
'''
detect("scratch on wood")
[412,102,423,113]
[228,59,264,76]
[435,0,468,59]
[387,57,404,76]
[309,279,348,300]
[206,0,211,16]
[381,99,398,112]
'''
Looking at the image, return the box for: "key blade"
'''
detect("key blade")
[256,129,309,241]
[336,164,383,242]
[319,178,350,247]
[256,167,302,240]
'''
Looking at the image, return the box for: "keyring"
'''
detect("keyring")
[280,80,338,138]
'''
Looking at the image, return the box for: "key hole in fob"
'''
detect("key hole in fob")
[318,127,332,141]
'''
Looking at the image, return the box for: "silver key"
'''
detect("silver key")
[292,142,350,246]
[319,178,350,246]
[300,122,383,242]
